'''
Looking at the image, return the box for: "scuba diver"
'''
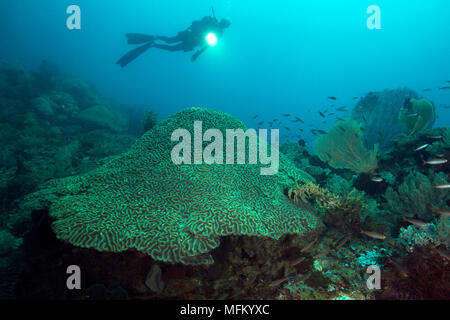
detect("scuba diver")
[117,12,230,67]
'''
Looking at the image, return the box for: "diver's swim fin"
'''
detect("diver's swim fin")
[117,42,153,67]
[126,33,155,44]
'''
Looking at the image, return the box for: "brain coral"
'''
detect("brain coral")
[23,108,322,265]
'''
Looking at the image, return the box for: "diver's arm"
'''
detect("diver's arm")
[191,46,208,61]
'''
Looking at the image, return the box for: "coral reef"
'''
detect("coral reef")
[14,215,326,300]
[0,229,23,256]
[143,110,158,132]
[426,127,450,156]
[436,216,450,248]
[356,246,391,268]
[0,64,447,301]
[0,62,137,212]
[0,62,141,298]
[324,174,352,196]
[378,245,449,299]
[313,119,378,174]
[398,223,441,251]
[384,170,449,220]
[78,105,127,132]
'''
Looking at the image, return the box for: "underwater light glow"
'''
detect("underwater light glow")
[205,32,218,46]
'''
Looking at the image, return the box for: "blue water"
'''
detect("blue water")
[1,0,449,144]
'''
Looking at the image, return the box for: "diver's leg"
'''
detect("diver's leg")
[126,33,155,44]
[156,31,187,44]
[117,42,153,67]
[155,35,182,44]
[152,43,186,52]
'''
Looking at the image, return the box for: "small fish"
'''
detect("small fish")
[283,126,291,131]
[216,293,229,300]
[318,111,325,118]
[317,129,326,134]
[252,115,258,119]
[336,236,350,249]
[360,230,386,240]
[422,89,432,92]
[290,256,306,267]
[402,216,428,227]
[414,144,429,152]
[433,247,450,261]
[362,114,366,122]
[407,113,418,117]
[328,112,335,116]
[268,121,273,126]
[268,277,289,288]
[352,97,358,100]
[283,113,291,117]
[388,258,408,278]
[423,158,448,165]
[338,126,346,132]
[432,209,450,216]
[370,177,383,182]
[434,184,450,189]
[301,237,318,253]
[257,121,264,126]
[337,106,347,112]
[298,128,304,132]
[328,96,337,100]
[293,116,304,123]
[313,249,330,259]
[438,86,450,90]
[428,135,442,140]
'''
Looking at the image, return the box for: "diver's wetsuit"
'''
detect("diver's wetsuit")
[117,16,229,67]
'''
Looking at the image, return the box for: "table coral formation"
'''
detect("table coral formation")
[23,108,323,265]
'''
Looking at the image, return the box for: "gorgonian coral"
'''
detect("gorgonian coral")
[313,120,378,174]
